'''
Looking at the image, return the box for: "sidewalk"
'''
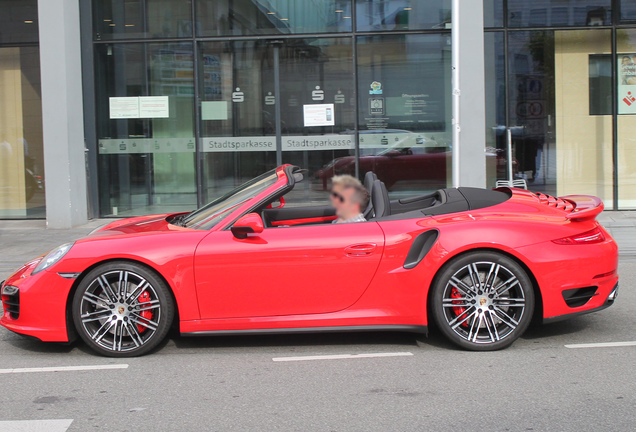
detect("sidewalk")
[597,211,636,258]
[1,212,635,279]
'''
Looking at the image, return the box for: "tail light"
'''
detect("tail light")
[552,226,605,245]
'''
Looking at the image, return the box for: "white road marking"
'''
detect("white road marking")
[565,341,636,349]
[273,352,414,362]
[0,419,73,432]
[0,364,128,374]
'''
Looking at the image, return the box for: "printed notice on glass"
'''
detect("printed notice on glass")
[109,97,139,119]
[619,54,636,114]
[303,104,335,127]
[139,96,170,118]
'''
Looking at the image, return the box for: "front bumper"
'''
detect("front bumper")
[0,262,74,342]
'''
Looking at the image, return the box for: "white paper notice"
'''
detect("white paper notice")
[109,97,139,119]
[139,96,170,118]
[303,103,335,127]
[201,101,229,120]
[618,54,636,114]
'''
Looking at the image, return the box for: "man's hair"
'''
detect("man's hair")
[332,175,370,212]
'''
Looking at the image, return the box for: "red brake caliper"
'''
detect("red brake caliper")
[450,288,468,327]
[137,291,152,333]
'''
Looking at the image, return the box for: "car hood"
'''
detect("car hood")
[88,213,189,238]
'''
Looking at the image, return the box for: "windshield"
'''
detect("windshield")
[181,169,279,230]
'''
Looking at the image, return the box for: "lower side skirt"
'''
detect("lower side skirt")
[181,324,428,337]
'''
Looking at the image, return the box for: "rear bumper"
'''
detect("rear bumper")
[543,282,619,324]
[516,231,619,322]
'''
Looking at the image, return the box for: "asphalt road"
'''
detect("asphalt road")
[0,225,635,431]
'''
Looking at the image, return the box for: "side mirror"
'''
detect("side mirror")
[266,196,285,209]
[231,213,264,239]
[385,149,401,157]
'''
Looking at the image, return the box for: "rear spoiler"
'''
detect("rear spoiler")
[561,195,604,221]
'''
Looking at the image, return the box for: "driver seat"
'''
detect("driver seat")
[363,172,377,219]
[370,179,391,219]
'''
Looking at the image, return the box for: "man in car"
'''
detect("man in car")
[330,175,370,224]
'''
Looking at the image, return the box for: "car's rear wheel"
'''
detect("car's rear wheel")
[72,262,174,357]
[430,252,534,351]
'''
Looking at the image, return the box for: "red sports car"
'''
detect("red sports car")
[1,165,619,357]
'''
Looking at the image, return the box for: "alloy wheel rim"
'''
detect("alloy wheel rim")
[79,270,161,352]
[442,261,526,344]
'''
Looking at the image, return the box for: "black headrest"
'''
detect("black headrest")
[371,180,391,219]
[363,173,377,219]
[363,171,377,192]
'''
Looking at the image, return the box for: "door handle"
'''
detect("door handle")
[345,243,376,257]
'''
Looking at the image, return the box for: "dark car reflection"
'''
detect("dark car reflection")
[316,134,516,191]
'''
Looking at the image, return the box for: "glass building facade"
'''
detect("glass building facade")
[0,0,44,219]
[3,0,636,223]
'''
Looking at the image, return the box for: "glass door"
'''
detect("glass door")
[0,46,45,219]
[198,37,355,205]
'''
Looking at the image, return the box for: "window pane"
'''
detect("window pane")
[507,0,611,27]
[95,43,196,217]
[195,0,352,36]
[484,0,503,28]
[0,0,39,44]
[507,31,556,195]
[198,40,277,203]
[277,38,355,203]
[356,34,452,197]
[621,1,636,21]
[617,29,636,208]
[589,54,612,115]
[355,0,451,32]
[551,30,612,204]
[484,32,506,187]
[0,46,45,218]
[93,0,193,40]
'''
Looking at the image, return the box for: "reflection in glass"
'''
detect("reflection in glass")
[354,34,452,197]
[507,0,611,27]
[621,1,636,21]
[355,0,450,32]
[484,32,507,187]
[0,46,45,218]
[93,0,193,40]
[507,31,556,194]
[195,0,352,36]
[198,40,277,203]
[200,38,354,205]
[95,43,196,217]
[484,0,503,28]
[278,38,355,204]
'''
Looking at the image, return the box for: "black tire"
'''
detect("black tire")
[72,261,174,357]
[430,251,534,351]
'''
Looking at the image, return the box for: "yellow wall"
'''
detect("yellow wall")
[0,47,27,216]
[555,30,613,206]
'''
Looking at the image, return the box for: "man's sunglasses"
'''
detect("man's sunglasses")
[331,191,345,203]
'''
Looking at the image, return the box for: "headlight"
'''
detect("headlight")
[32,243,74,275]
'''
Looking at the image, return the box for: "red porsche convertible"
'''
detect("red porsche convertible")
[1,165,619,357]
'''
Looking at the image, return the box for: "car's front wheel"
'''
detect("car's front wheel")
[430,252,534,351]
[72,262,174,357]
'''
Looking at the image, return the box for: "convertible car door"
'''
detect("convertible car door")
[194,222,385,319]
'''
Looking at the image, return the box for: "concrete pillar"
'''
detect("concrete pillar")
[451,0,487,188]
[38,0,88,228]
